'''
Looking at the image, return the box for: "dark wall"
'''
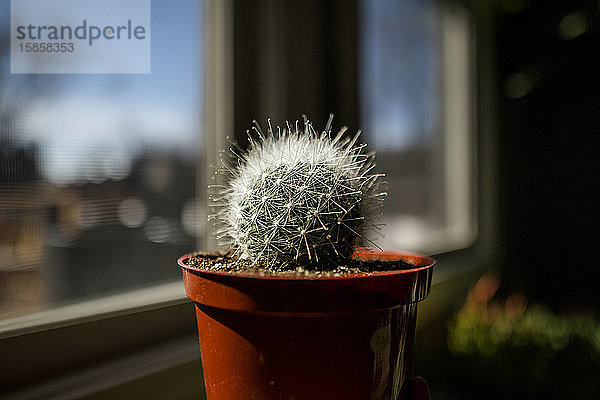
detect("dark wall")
[494,0,599,308]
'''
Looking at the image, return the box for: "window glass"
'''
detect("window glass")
[0,0,202,320]
[360,0,474,253]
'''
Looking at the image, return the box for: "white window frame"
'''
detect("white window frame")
[438,3,477,254]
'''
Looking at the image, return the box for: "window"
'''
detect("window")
[360,0,475,254]
[1,0,203,321]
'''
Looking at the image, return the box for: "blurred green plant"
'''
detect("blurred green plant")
[448,272,600,357]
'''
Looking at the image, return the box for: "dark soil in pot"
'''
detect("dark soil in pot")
[183,250,416,276]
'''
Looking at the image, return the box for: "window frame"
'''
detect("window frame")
[0,0,499,397]
[438,1,479,253]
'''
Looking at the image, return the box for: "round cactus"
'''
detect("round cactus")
[212,115,385,271]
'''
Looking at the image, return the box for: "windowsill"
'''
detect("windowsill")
[1,334,202,400]
[0,281,187,340]
[0,281,199,395]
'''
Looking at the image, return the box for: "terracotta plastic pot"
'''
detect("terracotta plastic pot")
[178,250,435,400]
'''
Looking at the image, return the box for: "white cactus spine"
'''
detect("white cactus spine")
[212,115,385,271]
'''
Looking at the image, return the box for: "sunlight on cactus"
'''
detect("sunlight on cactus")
[211,115,386,271]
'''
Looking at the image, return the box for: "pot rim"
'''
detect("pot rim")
[177,249,436,282]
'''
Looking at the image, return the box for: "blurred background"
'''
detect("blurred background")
[1,0,599,399]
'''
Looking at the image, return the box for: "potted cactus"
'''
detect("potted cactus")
[178,116,435,400]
